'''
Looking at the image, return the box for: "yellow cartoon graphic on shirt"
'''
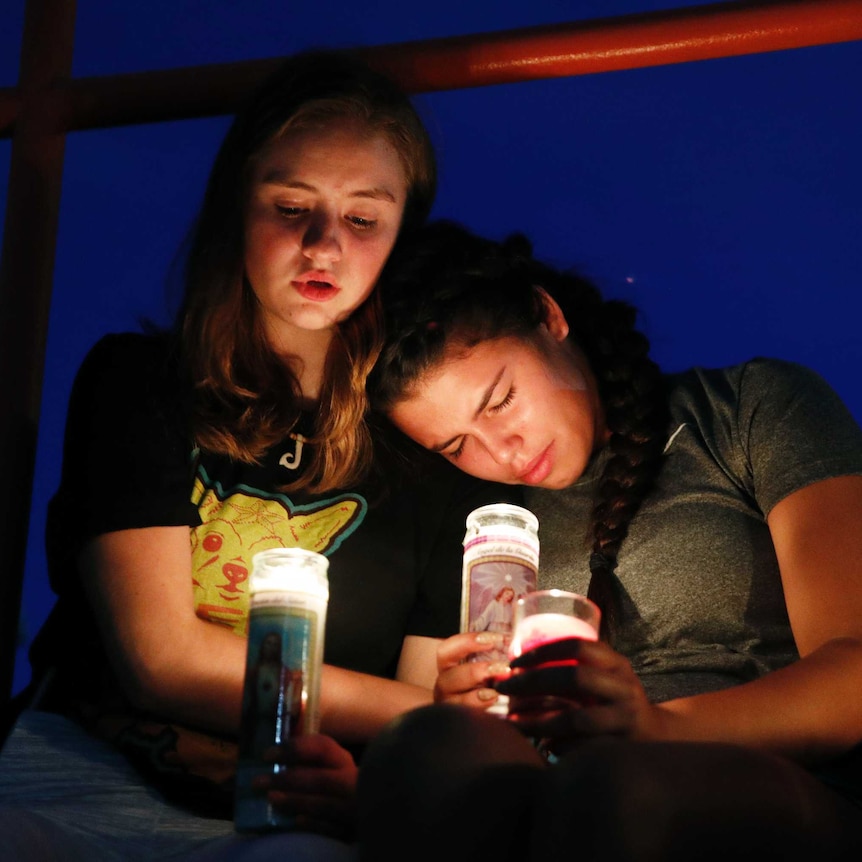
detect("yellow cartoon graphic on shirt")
[189,471,365,635]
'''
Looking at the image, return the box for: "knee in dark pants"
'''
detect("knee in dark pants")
[532,738,694,862]
[532,739,861,862]
[357,704,546,862]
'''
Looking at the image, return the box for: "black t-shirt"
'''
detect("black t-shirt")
[29,332,519,814]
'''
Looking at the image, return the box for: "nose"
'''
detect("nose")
[485,432,522,467]
[301,212,341,266]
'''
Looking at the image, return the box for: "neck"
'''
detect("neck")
[268,327,334,401]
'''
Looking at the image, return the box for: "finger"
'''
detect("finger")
[434,659,510,701]
[498,662,639,717]
[453,684,507,712]
[437,632,505,669]
[264,734,357,769]
[571,662,643,707]
[510,636,614,670]
[508,701,632,740]
[256,764,357,797]
[496,662,589,699]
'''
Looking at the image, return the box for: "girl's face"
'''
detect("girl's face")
[389,319,608,490]
[244,119,408,347]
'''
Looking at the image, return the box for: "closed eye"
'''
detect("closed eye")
[445,438,466,460]
[444,387,514,459]
[490,387,515,414]
[347,215,378,230]
[276,205,305,218]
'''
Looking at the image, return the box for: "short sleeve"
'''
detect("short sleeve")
[45,333,200,591]
[737,358,862,514]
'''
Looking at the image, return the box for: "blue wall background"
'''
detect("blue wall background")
[2,0,860,695]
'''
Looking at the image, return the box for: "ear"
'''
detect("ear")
[534,286,569,342]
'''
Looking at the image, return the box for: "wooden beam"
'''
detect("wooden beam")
[0,0,76,709]
[2,1,861,137]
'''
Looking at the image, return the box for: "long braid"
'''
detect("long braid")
[569,296,669,643]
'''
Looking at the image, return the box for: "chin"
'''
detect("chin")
[534,477,568,490]
[542,465,584,490]
[288,311,340,331]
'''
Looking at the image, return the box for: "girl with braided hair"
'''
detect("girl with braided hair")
[358,220,862,861]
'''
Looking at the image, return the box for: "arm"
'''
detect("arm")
[81,526,432,742]
[499,476,862,765]
[652,474,862,761]
[395,635,442,690]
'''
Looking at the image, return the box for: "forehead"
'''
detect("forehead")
[415,338,507,394]
[389,337,522,437]
[252,119,407,189]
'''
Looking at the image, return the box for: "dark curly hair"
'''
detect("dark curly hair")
[370,220,669,642]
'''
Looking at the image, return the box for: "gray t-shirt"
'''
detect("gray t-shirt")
[526,357,862,705]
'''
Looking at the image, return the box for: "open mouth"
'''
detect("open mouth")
[293,276,339,302]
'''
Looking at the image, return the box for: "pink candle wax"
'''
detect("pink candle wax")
[511,612,597,657]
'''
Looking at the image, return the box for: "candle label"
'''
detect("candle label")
[461,504,540,665]
[234,548,328,834]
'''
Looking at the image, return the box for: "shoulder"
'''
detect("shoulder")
[663,355,862,458]
[68,330,187,433]
[78,330,177,380]
[666,357,844,414]
[73,330,182,399]
[664,358,862,501]
[729,356,834,394]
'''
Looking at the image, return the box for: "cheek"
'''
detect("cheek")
[457,451,509,484]
[559,390,594,431]
[560,402,599,465]
[358,237,398,282]
[357,216,401,261]
[545,362,587,394]
[245,225,291,272]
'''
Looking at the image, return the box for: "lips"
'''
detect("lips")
[517,443,553,485]
[292,271,340,302]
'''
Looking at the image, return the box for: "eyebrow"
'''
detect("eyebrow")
[260,172,397,203]
[429,366,506,453]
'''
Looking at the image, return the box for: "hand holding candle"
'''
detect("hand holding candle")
[501,590,601,725]
[510,589,600,658]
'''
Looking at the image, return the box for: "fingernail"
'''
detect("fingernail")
[477,688,498,702]
[475,632,503,645]
[486,662,510,679]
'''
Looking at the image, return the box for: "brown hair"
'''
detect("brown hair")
[178,49,436,492]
